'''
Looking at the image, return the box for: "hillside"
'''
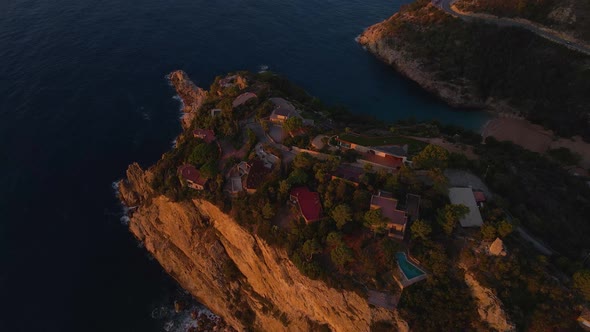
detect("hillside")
[455,0,590,42]
[118,71,589,330]
[358,0,590,140]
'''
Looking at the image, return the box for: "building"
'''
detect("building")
[193,128,216,144]
[232,92,257,108]
[448,187,484,227]
[336,136,408,170]
[269,107,299,123]
[178,164,207,190]
[243,159,271,194]
[330,165,364,186]
[473,190,486,208]
[370,191,408,239]
[290,187,323,223]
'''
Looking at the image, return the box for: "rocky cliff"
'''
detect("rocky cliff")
[168,70,208,129]
[119,163,408,331]
[357,5,487,110]
[357,0,590,139]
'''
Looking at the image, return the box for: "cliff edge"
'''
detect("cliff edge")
[119,163,408,331]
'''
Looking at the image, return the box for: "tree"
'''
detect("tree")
[331,244,354,268]
[412,144,449,170]
[364,209,388,234]
[331,204,353,229]
[301,239,322,261]
[292,152,314,171]
[326,232,343,247]
[410,219,432,241]
[284,116,303,133]
[481,224,497,241]
[262,202,275,220]
[200,161,218,179]
[288,168,309,185]
[188,143,219,167]
[278,180,291,197]
[437,204,469,235]
[497,220,513,238]
[573,269,590,301]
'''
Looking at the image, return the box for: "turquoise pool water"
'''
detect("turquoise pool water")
[396,252,425,280]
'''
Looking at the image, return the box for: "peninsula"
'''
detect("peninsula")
[119,70,590,331]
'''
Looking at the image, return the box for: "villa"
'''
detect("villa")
[243,159,271,194]
[448,187,484,227]
[336,137,408,170]
[193,128,216,144]
[369,191,408,239]
[290,187,323,223]
[330,165,364,186]
[270,107,300,123]
[178,164,207,190]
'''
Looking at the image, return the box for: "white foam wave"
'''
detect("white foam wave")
[258,64,269,73]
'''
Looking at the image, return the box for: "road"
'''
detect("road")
[434,0,590,56]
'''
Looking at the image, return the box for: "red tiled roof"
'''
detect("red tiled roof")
[362,153,403,169]
[193,128,216,144]
[179,164,207,186]
[290,187,323,222]
[244,159,271,190]
[473,191,486,203]
[370,195,407,226]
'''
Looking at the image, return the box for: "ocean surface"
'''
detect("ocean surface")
[0,0,488,330]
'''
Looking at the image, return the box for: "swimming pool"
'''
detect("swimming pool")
[395,252,426,280]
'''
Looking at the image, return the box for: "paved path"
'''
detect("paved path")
[434,0,590,56]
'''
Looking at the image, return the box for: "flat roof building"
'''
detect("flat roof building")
[448,187,483,227]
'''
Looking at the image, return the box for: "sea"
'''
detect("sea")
[0,0,488,330]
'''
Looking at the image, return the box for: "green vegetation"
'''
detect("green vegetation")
[455,0,590,41]
[383,0,590,139]
[145,70,589,331]
[411,144,449,170]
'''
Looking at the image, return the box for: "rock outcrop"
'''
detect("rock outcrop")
[168,70,208,128]
[119,164,408,331]
[464,273,515,332]
[357,10,486,109]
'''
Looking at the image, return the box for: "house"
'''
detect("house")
[448,187,484,227]
[178,164,207,190]
[232,92,257,108]
[579,308,590,330]
[370,191,408,239]
[193,128,216,144]
[336,136,407,170]
[243,159,271,194]
[210,108,222,117]
[330,165,364,186]
[270,107,299,123]
[473,190,486,208]
[290,187,323,223]
[368,145,408,163]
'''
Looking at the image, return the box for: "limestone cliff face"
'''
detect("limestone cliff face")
[357,14,485,109]
[120,164,408,331]
[168,70,208,129]
[464,273,514,332]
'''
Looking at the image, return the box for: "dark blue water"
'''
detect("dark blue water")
[0,0,488,330]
